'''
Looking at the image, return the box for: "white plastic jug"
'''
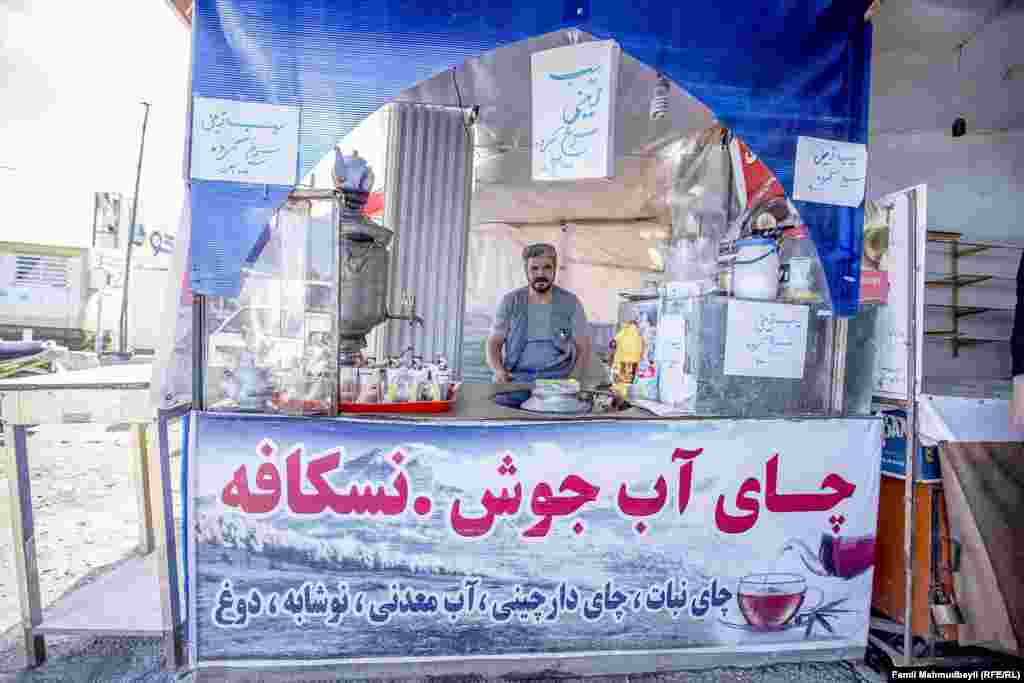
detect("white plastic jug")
[732,238,779,300]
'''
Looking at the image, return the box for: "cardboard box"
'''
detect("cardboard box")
[859,269,890,304]
[880,408,942,482]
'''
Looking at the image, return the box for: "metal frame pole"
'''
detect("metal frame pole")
[5,425,46,666]
[152,416,183,667]
[902,189,922,667]
[119,101,152,354]
[192,294,206,411]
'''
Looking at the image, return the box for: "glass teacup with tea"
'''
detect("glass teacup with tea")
[736,573,823,631]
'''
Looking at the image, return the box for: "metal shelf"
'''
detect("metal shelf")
[927,235,1024,254]
[924,331,1009,348]
[924,232,1018,357]
[925,273,1013,288]
[36,554,165,637]
[925,303,1015,320]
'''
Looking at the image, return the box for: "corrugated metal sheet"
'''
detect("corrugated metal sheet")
[378,104,473,372]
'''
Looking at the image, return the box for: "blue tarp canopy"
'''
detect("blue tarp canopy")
[188,0,871,316]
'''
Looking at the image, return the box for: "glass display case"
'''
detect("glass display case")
[203,190,339,415]
[654,292,836,417]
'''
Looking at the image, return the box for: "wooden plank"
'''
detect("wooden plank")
[872,477,956,638]
[873,477,932,636]
[935,488,958,642]
[134,424,155,554]
[37,554,165,636]
[927,231,963,243]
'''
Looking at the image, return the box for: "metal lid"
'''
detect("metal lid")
[289,188,340,202]
[736,237,776,247]
[618,287,660,301]
[340,215,392,247]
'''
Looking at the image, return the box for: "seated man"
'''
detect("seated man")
[486,243,591,384]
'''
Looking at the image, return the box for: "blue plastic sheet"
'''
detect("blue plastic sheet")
[189,0,870,316]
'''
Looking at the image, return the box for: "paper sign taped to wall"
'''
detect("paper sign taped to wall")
[792,136,868,208]
[724,300,809,379]
[531,40,620,181]
[191,97,300,186]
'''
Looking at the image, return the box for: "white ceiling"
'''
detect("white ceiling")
[869,0,1024,240]
[872,0,1009,56]
[872,1,1024,134]
[399,30,716,158]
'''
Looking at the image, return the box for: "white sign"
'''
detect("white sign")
[191,412,882,668]
[190,97,300,186]
[724,300,809,379]
[531,40,620,181]
[872,188,927,401]
[792,136,868,208]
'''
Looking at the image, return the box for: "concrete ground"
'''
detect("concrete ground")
[0,631,882,683]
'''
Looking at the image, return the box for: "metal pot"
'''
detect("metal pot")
[337,207,393,350]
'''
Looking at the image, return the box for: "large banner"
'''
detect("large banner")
[189,414,882,669]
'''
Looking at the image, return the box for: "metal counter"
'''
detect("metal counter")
[0,364,185,670]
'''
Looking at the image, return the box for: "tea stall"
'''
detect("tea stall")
[150,0,885,677]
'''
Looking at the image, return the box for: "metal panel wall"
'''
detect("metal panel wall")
[378,104,474,371]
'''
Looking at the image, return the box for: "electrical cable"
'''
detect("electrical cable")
[450,68,474,146]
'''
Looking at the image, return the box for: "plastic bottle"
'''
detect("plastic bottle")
[434,355,451,401]
[356,357,379,403]
[778,225,822,303]
[612,322,645,398]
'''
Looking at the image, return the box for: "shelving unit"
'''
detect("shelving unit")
[925,232,1021,357]
[925,274,1012,288]
[924,330,1009,348]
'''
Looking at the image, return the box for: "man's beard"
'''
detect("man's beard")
[530,278,551,292]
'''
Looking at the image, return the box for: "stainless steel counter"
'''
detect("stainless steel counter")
[423,382,651,421]
[0,364,184,670]
[333,382,838,422]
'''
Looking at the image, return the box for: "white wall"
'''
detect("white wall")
[868,9,1024,244]
[869,130,1024,243]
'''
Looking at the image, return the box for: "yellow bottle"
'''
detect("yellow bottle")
[612,322,645,397]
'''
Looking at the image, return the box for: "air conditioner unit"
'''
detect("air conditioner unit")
[0,247,88,332]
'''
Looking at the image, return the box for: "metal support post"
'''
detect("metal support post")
[5,425,46,666]
[901,188,922,667]
[150,418,183,668]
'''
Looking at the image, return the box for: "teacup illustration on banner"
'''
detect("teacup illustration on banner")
[734,573,823,631]
[782,534,876,580]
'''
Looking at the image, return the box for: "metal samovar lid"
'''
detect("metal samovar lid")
[339,210,392,247]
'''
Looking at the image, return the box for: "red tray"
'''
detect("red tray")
[269,394,333,414]
[338,398,455,414]
[272,386,459,415]
[339,383,460,414]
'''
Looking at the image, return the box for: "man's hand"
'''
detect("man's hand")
[1012,376,1024,430]
[493,367,513,384]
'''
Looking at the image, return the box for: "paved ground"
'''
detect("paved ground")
[0,632,882,683]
